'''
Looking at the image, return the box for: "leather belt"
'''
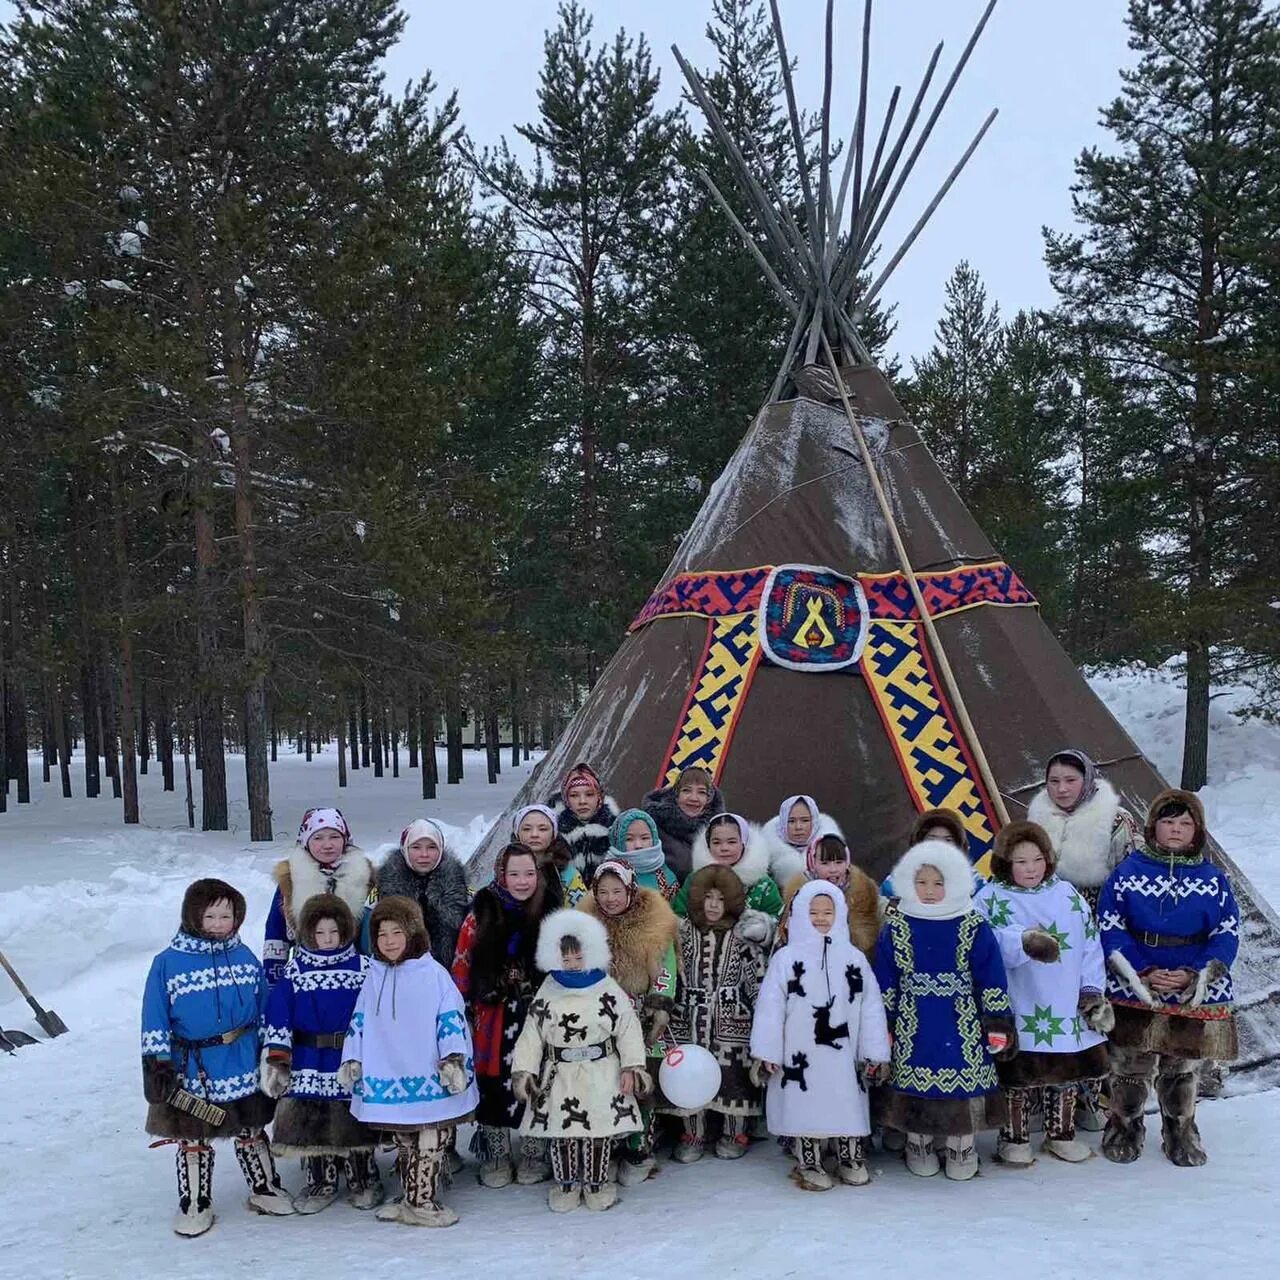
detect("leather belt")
[294,1031,346,1050]
[1138,929,1208,948]
[553,1042,610,1064]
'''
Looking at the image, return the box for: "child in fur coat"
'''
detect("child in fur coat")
[340,896,478,1228]
[511,910,649,1213]
[667,866,769,1162]
[260,894,382,1213]
[1098,788,1239,1168]
[777,832,882,958]
[973,823,1112,1167]
[672,814,783,925]
[549,762,621,886]
[760,794,839,888]
[142,878,291,1236]
[608,807,679,901]
[579,859,678,1185]
[750,881,891,1190]
[874,840,1017,1182]
[264,807,374,986]
[642,765,726,882]
[514,803,588,907]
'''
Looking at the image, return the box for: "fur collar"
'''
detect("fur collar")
[1027,777,1126,889]
[690,821,771,888]
[536,909,611,973]
[376,843,465,900]
[758,816,841,886]
[783,869,882,958]
[580,887,678,996]
[889,840,975,920]
[642,783,725,841]
[551,793,620,846]
[274,847,373,935]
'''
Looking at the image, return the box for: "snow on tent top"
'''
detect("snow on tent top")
[467,0,1280,1085]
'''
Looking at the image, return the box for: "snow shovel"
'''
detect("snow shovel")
[0,949,68,1038]
[1,1027,39,1052]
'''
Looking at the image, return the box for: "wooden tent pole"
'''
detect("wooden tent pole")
[819,331,1011,826]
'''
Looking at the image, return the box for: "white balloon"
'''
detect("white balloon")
[658,1044,721,1110]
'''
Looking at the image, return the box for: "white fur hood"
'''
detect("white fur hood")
[889,840,975,920]
[691,820,771,888]
[536,908,611,973]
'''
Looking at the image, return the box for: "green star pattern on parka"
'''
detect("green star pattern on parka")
[1069,891,1085,915]
[1042,921,1072,953]
[1084,915,1099,941]
[1020,1004,1068,1047]
[986,894,1013,927]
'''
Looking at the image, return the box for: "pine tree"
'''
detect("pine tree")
[1045,0,1280,786]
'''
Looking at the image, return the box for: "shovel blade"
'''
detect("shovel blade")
[37,1010,69,1037]
[1,1028,39,1051]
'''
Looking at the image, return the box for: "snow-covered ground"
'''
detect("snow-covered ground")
[1,668,1277,1280]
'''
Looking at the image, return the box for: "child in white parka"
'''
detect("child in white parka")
[750,880,891,1190]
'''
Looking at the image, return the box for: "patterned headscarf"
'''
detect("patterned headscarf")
[296,807,351,851]
[776,794,819,846]
[1044,749,1098,812]
[592,859,638,909]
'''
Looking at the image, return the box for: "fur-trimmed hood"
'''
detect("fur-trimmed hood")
[684,864,746,930]
[690,819,771,888]
[273,846,373,937]
[889,840,976,920]
[536,908,611,974]
[368,895,429,964]
[1027,776,1129,888]
[782,867,882,958]
[580,886,678,997]
[180,878,247,937]
[788,878,852,951]
[297,892,358,950]
[1144,787,1207,855]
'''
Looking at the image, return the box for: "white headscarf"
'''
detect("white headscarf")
[775,794,819,847]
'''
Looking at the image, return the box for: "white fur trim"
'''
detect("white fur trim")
[1027,778,1127,889]
[536,909,611,973]
[788,878,850,945]
[1107,950,1159,1007]
[690,819,771,887]
[889,840,975,920]
[285,847,373,922]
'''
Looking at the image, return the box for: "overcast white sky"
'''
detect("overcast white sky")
[390,1,1135,364]
[1,0,1135,363]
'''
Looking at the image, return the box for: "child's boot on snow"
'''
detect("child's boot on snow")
[943,1134,979,1181]
[515,1135,550,1185]
[582,1142,618,1212]
[1041,1086,1091,1163]
[1157,1063,1208,1167]
[173,1142,215,1237]
[345,1150,385,1210]
[548,1138,582,1212]
[996,1087,1035,1167]
[293,1154,339,1213]
[1074,1078,1105,1132]
[396,1131,459,1228]
[904,1131,939,1178]
[673,1111,705,1163]
[794,1137,834,1191]
[714,1116,750,1161]
[477,1125,513,1188]
[1101,1050,1152,1164]
[235,1131,295,1215]
[834,1136,870,1186]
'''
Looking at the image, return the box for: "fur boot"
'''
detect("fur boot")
[835,1137,870,1186]
[477,1125,513,1188]
[880,1126,906,1153]
[996,1088,1035,1167]
[943,1134,979,1181]
[904,1131,939,1178]
[396,1130,459,1228]
[293,1154,339,1214]
[549,1139,582,1212]
[173,1142,215,1238]
[1157,1062,1207,1167]
[715,1114,749,1160]
[1042,1087,1091,1163]
[582,1139,616,1210]
[1075,1079,1105,1132]
[673,1110,705,1163]
[1102,1051,1154,1164]
[794,1137,834,1191]
[234,1131,294,1215]
[344,1150,384,1210]
[515,1135,550,1185]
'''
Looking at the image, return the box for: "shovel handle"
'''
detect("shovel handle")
[0,948,40,1006]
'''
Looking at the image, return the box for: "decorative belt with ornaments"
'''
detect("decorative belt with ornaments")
[553,1042,613,1064]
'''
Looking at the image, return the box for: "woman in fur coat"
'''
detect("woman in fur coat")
[141,878,291,1236]
[759,794,839,888]
[549,762,621,886]
[368,819,470,968]
[671,814,784,923]
[514,803,588,908]
[260,894,381,1212]
[974,823,1112,1167]
[1098,788,1239,1168]
[666,866,769,1162]
[264,807,374,986]
[642,765,726,881]
[777,832,882,958]
[340,897,478,1228]
[608,807,680,901]
[579,859,679,1185]
[874,840,1017,1182]
[511,910,649,1213]
[750,881,891,1190]
[451,843,564,1187]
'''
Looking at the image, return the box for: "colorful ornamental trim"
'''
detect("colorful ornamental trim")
[759,564,868,673]
[631,559,1035,631]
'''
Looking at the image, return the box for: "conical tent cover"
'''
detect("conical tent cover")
[471,366,1280,1086]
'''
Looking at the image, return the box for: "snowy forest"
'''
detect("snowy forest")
[0,0,1278,839]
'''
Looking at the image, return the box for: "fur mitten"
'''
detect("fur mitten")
[629,1066,654,1098]
[1107,952,1159,1007]
[511,1071,542,1105]
[736,909,774,946]
[142,1056,178,1104]
[1078,991,1115,1034]
[748,1058,774,1088]
[259,1049,291,1099]
[1180,958,1228,1008]
[439,1053,468,1095]
[337,1059,362,1090]
[642,994,672,1044]
[860,1059,890,1086]
[1022,928,1061,963]
[982,1017,1018,1061]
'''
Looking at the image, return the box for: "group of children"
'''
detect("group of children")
[140,754,1240,1235]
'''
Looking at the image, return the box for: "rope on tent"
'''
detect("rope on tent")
[819,330,1011,828]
